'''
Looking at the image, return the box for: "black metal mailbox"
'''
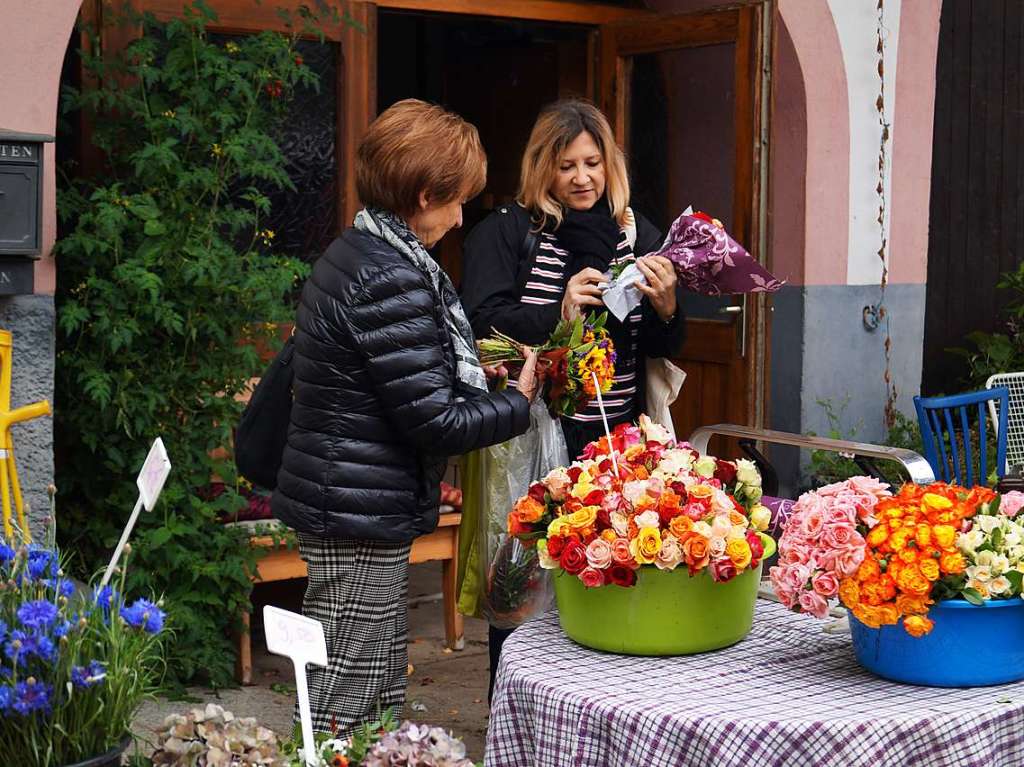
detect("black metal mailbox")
[0,129,54,295]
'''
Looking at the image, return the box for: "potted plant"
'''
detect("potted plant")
[771,478,1024,686]
[0,540,166,765]
[507,416,775,655]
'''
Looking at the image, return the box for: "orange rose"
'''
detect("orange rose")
[862,580,888,606]
[903,614,934,637]
[688,485,714,503]
[600,529,618,543]
[896,593,931,615]
[634,466,651,480]
[728,509,747,527]
[866,524,890,547]
[512,495,546,524]
[853,604,882,628]
[897,548,919,565]
[838,578,861,608]
[932,524,957,549]
[681,533,710,571]
[939,550,965,574]
[856,558,881,582]
[669,515,694,538]
[918,558,940,581]
[889,528,913,551]
[914,524,932,548]
[895,565,931,596]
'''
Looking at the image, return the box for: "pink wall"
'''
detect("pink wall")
[0,0,83,296]
[888,0,941,285]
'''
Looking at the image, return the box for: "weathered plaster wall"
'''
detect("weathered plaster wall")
[0,0,82,535]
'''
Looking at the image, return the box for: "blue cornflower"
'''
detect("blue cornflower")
[0,543,14,567]
[0,619,7,645]
[25,547,57,581]
[52,620,72,639]
[4,630,26,663]
[20,633,56,664]
[121,598,165,634]
[44,579,75,599]
[94,585,121,615]
[12,680,52,715]
[17,600,57,630]
[0,684,10,713]
[71,661,106,689]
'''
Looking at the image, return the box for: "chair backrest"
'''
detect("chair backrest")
[986,372,1024,471]
[914,387,1009,486]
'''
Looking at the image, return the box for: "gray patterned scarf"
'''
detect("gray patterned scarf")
[353,207,487,393]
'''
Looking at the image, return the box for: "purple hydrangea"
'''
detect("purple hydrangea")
[12,679,52,715]
[17,600,58,630]
[121,598,165,634]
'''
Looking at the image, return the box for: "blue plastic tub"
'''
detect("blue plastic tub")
[850,598,1024,687]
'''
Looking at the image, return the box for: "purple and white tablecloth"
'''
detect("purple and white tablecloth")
[486,599,1024,767]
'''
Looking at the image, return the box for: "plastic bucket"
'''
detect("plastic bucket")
[553,534,775,655]
[850,598,1024,686]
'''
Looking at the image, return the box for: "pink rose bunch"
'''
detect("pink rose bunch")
[769,477,891,618]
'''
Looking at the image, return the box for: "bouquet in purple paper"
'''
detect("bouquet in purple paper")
[603,208,784,321]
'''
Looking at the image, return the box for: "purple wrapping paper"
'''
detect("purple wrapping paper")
[650,212,784,296]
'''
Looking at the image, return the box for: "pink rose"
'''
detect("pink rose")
[611,538,638,568]
[769,567,796,606]
[825,501,857,527]
[1001,491,1024,518]
[798,589,830,619]
[821,520,858,549]
[585,538,613,570]
[847,475,892,500]
[834,544,865,579]
[811,571,840,597]
[779,546,812,566]
[782,561,813,592]
[543,468,572,502]
[579,566,606,589]
[601,491,623,513]
[683,502,707,521]
[799,509,825,539]
[709,557,738,582]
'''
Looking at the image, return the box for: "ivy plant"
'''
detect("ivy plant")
[55,0,334,686]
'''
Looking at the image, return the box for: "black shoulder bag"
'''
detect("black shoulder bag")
[234,335,295,490]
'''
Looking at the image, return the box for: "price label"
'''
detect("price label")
[136,437,171,512]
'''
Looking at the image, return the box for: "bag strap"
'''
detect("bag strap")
[514,227,539,296]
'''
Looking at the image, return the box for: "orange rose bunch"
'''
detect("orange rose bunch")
[839,482,994,637]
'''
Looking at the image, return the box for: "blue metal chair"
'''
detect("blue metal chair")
[914,387,1009,486]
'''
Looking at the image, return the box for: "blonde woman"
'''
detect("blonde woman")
[460,98,684,698]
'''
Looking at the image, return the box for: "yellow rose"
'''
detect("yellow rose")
[918,558,940,581]
[903,614,934,637]
[566,505,599,531]
[629,526,662,565]
[725,538,752,570]
[922,493,953,511]
[932,524,957,549]
[749,504,771,532]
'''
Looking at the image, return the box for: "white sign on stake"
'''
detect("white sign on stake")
[100,437,171,588]
[264,606,328,766]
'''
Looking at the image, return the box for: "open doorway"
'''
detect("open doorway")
[377,11,593,285]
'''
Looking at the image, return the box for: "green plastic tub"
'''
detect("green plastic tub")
[553,534,776,655]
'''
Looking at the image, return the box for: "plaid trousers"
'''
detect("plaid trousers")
[297,534,412,736]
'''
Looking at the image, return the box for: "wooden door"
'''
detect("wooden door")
[599,5,766,452]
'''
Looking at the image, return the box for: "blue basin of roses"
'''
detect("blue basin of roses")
[850,598,1024,687]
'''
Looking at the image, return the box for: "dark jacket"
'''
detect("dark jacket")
[460,203,686,414]
[272,229,531,542]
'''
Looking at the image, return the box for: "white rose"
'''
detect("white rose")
[639,414,674,445]
[989,575,1012,596]
[959,529,985,554]
[708,536,727,557]
[735,459,762,487]
[728,524,747,542]
[657,449,694,477]
[622,480,650,505]
[711,489,734,515]
[966,564,992,582]
[610,511,630,538]
[693,521,713,538]
[634,510,661,530]
[710,514,732,537]
[537,540,559,569]
[993,554,1011,575]
[977,515,1001,534]
[694,455,717,478]
[750,505,772,532]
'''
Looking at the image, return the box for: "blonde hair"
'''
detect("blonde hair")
[356,99,487,218]
[516,99,630,230]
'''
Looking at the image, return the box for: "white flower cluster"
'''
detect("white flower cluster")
[362,721,474,767]
[958,512,1024,599]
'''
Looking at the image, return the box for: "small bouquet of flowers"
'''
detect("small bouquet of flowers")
[507,415,773,588]
[603,208,784,321]
[770,479,1017,637]
[477,311,616,417]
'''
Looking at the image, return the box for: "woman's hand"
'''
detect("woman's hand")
[636,255,678,322]
[517,348,541,403]
[561,268,607,321]
[483,364,508,386]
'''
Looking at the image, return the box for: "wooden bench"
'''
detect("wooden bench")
[236,510,465,684]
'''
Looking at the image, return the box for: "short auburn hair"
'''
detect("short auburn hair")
[517,99,630,230]
[356,99,487,218]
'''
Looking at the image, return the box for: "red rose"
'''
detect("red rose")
[714,460,737,485]
[559,539,588,575]
[584,489,605,506]
[579,567,606,589]
[596,508,611,529]
[607,564,638,587]
[546,535,566,558]
[528,482,547,503]
[563,497,583,513]
[568,467,583,483]
[746,530,765,563]
[709,557,738,583]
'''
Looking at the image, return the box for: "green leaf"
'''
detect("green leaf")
[143,218,167,236]
[962,587,986,606]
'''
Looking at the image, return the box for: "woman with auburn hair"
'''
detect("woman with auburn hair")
[272,98,539,735]
[460,98,685,699]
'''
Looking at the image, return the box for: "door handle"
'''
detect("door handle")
[717,299,746,358]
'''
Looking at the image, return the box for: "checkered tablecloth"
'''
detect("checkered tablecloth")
[486,598,1024,767]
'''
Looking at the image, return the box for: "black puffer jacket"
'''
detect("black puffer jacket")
[272,229,531,542]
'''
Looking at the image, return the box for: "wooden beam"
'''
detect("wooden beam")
[341,2,378,226]
[373,0,651,25]
[140,0,345,40]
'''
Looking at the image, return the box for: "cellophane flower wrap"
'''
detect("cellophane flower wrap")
[507,415,773,588]
[477,312,616,418]
[0,540,166,764]
[771,479,1015,637]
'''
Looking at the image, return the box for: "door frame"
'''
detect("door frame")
[598,3,771,433]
